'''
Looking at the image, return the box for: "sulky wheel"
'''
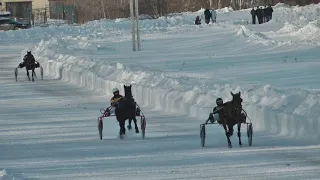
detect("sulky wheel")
[40,66,43,80]
[247,123,253,146]
[14,68,18,81]
[98,118,103,140]
[141,116,146,139]
[200,124,206,147]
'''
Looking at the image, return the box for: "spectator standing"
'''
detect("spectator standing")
[211,8,217,23]
[250,7,256,24]
[263,5,268,23]
[266,4,274,21]
[204,9,212,24]
[256,6,263,24]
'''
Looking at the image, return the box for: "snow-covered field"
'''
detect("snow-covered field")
[1,3,320,179]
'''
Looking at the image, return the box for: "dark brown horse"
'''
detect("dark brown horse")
[115,85,139,138]
[218,91,246,148]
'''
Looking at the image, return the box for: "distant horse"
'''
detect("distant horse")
[218,91,246,148]
[115,85,139,138]
[18,54,39,82]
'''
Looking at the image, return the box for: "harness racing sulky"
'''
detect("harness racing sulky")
[14,51,43,82]
[97,85,147,140]
[200,91,253,148]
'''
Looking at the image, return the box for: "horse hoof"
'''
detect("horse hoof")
[135,129,139,133]
[127,125,132,130]
[228,144,232,148]
[239,144,242,147]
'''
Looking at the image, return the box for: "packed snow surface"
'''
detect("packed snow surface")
[0,3,320,180]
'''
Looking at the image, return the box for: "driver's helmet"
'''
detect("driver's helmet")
[112,88,119,96]
[216,98,223,106]
[27,50,31,55]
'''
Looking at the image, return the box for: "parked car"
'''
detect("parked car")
[0,17,30,31]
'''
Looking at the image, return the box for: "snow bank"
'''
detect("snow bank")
[0,170,16,180]
[32,38,320,141]
[272,3,320,25]
[277,22,300,33]
[11,2,320,141]
[216,7,234,13]
[237,25,277,45]
[233,3,320,46]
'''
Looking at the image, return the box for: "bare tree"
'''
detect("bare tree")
[59,0,320,24]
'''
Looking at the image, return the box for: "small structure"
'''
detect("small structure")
[48,0,76,24]
[32,0,48,9]
[2,0,32,19]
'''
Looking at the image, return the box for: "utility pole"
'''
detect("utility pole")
[130,0,141,51]
[130,0,136,51]
[135,0,141,51]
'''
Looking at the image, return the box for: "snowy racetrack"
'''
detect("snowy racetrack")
[1,3,320,179]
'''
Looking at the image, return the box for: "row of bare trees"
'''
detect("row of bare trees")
[60,0,319,23]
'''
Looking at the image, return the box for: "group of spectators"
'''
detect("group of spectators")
[195,8,217,25]
[250,5,274,24]
[194,5,274,25]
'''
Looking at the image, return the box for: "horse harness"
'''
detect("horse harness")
[111,97,123,104]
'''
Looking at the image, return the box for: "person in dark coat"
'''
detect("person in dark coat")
[266,4,274,21]
[256,6,263,24]
[208,98,224,123]
[195,16,201,25]
[204,9,212,24]
[250,8,256,24]
[263,5,268,23]
[19,51,36,68]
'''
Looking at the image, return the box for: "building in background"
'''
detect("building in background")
[0,0,50,26]
[32,0,48,9]
[1,0,32,18]
[48,0,76,23]
[31,0,49,25]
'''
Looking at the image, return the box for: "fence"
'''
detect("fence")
[31,6,75,26]
[32,7,48,26]
[49,4,76,24]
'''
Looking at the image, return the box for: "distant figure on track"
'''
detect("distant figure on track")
[250,7,256,24]
[18,51,37,81]
[204,9,212,24]
[211,8,217,23]
[195,16,201,25]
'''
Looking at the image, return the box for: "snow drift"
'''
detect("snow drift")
[33,43,320,141]
[24,3,320,141]
[0,170,16,180]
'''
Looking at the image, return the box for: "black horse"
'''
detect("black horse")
[217,91,246,148]
[124,85,140,134]
[18,52,39,82]
[115,85,139,138]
